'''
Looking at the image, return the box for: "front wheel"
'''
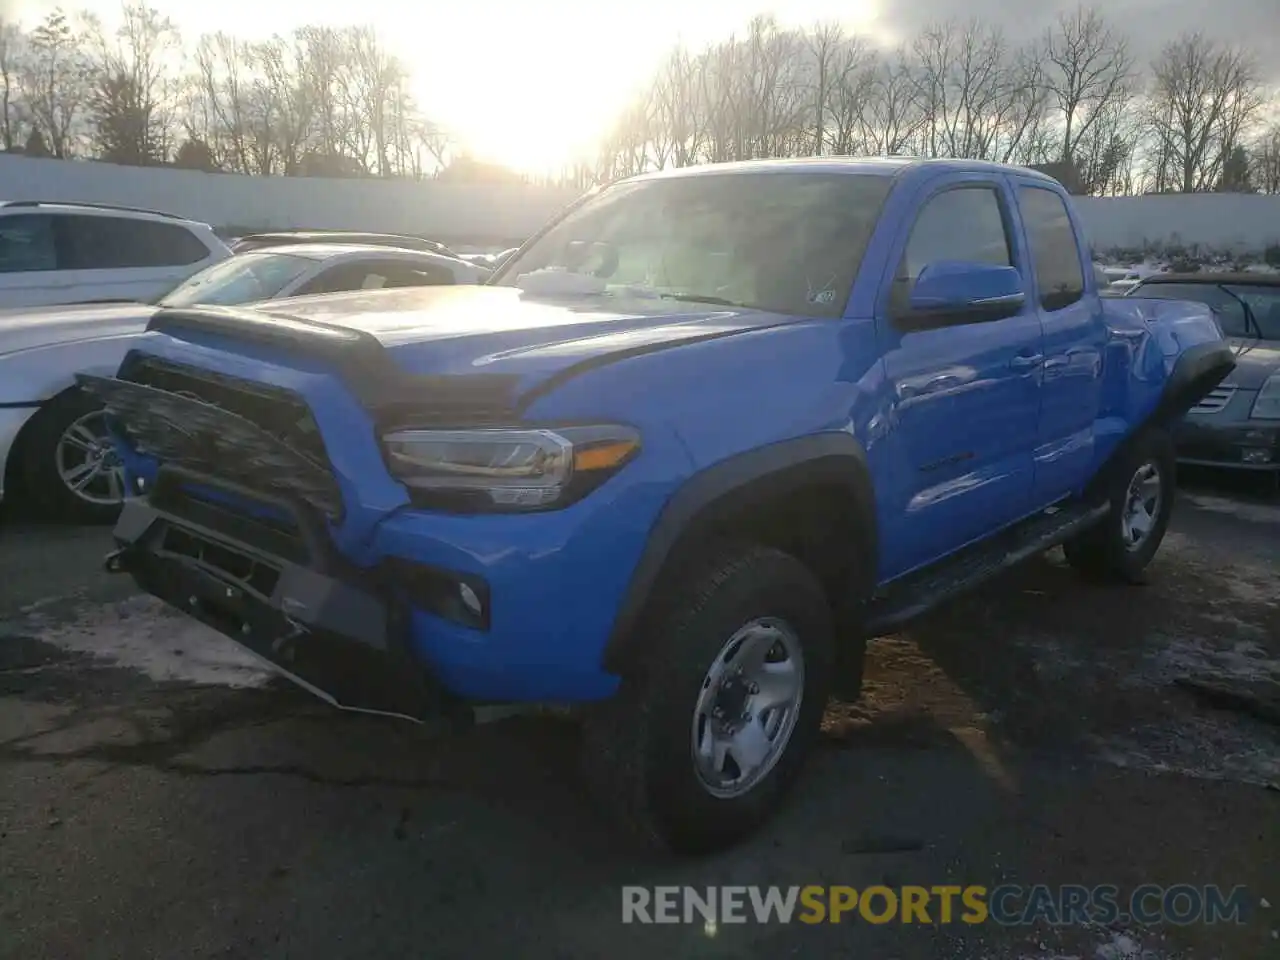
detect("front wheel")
[582,544,834,855]
[1063,427,1176,584]
[17,390,128,525]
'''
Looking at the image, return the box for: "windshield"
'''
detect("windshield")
[1134,282,1280,340]
[493,171,895,318]
[158,252,314,307]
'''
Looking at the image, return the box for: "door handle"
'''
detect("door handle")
[900,373,961,399]
[1010,353,1044,370]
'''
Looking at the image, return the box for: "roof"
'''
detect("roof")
[1136,272,1280,288]
[235,231,453,253]
[0,199,196,222]
[622,156,1061,186]
[244,242,466,263]
[240,230,437,243]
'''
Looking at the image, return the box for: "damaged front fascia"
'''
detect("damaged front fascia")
[146,305,525,425]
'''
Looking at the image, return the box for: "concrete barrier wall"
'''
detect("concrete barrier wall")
[1073,192,1280,255]
[4,154,1280,255]
[0,154,578,246]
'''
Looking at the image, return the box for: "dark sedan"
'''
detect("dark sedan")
[1128,273,1280,475]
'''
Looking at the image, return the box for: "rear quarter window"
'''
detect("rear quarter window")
[1018,187,1085,311]
[57,215,212,270]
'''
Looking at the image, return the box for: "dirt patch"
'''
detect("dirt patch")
[823,544,1279,792]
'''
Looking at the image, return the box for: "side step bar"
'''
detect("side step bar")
[865,502,1110,635]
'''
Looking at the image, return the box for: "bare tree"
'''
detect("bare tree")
[909,20,1047,162]
[805,21,845,156]
[649,45,705,167]
[1249,124,1280,194]
[1043,6,1135,166]
[0,18,23,150]
[191,32,254,172]
[19,8,95,158]
[1073,97,1140,194]
[1145,33,1266,192]
[90,2,181,165]
[248,35,313,175]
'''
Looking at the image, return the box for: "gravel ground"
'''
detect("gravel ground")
[0,474,1277,960]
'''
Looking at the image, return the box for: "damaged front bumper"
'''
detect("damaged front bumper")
[106,482,473,728]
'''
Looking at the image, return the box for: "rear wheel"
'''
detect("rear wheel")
[582,544,834,854]
[1063,427,1175,583]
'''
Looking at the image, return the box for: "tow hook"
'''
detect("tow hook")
[103,547,132,575]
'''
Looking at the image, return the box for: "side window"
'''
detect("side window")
[298,260,455,296]
[369,262,455,288]
[0,215,58,273]
[58,215,210,270]
[290,263,360,296]
[1018,187,1085,311]
[891,187,1012,317]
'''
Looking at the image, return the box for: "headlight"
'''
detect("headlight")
[382,424,640,510]
[1250,374,1280,420]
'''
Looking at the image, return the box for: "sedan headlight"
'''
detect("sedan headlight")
[1250,374,1280,420]
[382,424,640,510]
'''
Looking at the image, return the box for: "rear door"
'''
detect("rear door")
[876,175,1045,577]
[1010,180,1107,506]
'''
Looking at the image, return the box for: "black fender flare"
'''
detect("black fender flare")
[1149,339,1235,426]
[601,433,878,675]
[1084,339,1235,503]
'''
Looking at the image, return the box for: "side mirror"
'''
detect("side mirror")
[900,260,1026,330]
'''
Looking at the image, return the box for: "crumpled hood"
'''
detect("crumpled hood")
[197,285,798,392]
[1223,337,1280,389]
[0,301,157,357]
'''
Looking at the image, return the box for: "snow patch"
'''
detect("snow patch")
[1094,932,1158,959]
[1144,634,1280,686]
[1182,492,1280,527]
[4,594,272,688]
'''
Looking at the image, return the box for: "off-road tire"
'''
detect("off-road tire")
[1063,427,1176,584]
[16,389,124,525]
[581,543,834,855]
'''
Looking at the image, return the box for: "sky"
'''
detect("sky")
[3,0,1278,174]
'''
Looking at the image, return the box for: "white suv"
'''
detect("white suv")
[0,201,231,309]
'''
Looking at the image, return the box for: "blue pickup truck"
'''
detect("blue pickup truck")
[81,157,1233,854]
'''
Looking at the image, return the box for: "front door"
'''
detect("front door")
[875,176,1045,579]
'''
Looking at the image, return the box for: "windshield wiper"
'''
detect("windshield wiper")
[1217,285,1262,339]
[656,292,753,309]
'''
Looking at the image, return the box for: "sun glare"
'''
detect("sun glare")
[401,5,675,176]
[67,0,885,177]
[393,0,885,176]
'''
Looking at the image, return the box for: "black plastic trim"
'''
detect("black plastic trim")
[148,465,316,565]
[892,296,1025,332]
[601,432,877,674]
[1151,340,1237,425]
[108,497,462,722]
[143,306,522,415]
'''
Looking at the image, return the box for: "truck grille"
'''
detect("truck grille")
[120,356,327,463]
[77,366,344,521]
[1189,385,1236,415]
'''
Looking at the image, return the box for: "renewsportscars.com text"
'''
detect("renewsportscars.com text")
[621,884,1250,926]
